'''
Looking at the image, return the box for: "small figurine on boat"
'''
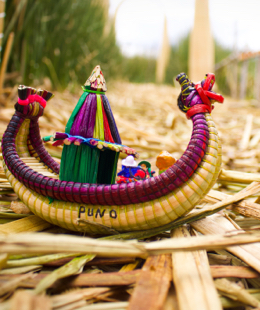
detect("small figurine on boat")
[1,69,224,234]
[138,161,155,178]
[117,155,146,183]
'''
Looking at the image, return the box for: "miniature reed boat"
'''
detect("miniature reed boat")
[1,70,224,234]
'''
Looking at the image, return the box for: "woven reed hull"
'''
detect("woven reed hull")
[3,113,221,234]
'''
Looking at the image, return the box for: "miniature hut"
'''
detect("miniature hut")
[44,66,139,184]
[58,66,123,184]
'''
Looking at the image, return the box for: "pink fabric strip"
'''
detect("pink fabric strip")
[18,94,46,108]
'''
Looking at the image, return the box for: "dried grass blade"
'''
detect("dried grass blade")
[219,169,260,184]
[11,290,51,310]
[51,287,112,309]
[144,229,260,255]
[4,230,260,258]
[171,227,221,310]
[215,278,260,308]
[127,254,172,310]
[185,181,260,220]
[0,265,42,275]
[210,265,259,278]
[0,253,8,270]
[206,188,260,221]
[219,296,243,309]
[207,253,232,265]
[45,256,136,268]
[55,299,86,310]
[0,273,34,297]
[0,269,141,289]
[0,215,52,235]
[76,302,129,310]
[0,212,29,219]
[232,200,260,220]
[0,233,147,257]
[5,253,83,268]
[240,114,253,150]
[215,249,260,288]
[63,269,140,289]
[119,258,141,272]
[191,214,260,273]
[34,254,95,294]
[162,286,179,310]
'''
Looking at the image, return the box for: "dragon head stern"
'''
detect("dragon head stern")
[15,85,53,118]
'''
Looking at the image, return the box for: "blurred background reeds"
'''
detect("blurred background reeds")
[0,0,235,94]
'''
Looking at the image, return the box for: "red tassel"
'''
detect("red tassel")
[101,96,115,143]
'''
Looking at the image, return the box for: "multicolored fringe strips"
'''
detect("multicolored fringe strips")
[44,133,139,158]
[58,66,123,184]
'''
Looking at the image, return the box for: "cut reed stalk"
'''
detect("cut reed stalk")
[0,215,52,235]
[215,278,260,308]
[0,269,141,289]
[0,253,8,270]
[74,302,129,310]
[5,229,260,257]
[119,258,141,272]
[127,254,172,310]
[5,253,83,268]
[207,253,232,265]
[50,287,112,309]
[219,169,260,184]
[210,265,260,278]
[171,227,221,310]
[205,187,260,220]
[215,249,260,288]
[44,256,136,268]
[0,273,34,297]
[11,290,51,310]
[191,214,260,273]
[34,254,95,294]
[0,265,42,275]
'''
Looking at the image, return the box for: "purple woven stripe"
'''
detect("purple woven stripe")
[29,119,60,174]
[2,110,210,206]
[70,97,88,136]
[70,93,97,138]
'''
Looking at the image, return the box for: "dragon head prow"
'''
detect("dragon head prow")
[176,72,224,119]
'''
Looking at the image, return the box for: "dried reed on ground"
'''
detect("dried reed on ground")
[1,81,260,309]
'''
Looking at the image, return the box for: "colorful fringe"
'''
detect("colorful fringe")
[59,91,121,184]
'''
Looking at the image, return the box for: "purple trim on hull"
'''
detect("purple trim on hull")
[2,111,210,205]
[29,119,60,174]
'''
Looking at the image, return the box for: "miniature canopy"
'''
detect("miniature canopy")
[44,66,138,184]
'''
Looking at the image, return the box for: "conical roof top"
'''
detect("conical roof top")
[84,65,107,92]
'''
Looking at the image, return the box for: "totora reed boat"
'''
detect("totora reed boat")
[1,70,224,235]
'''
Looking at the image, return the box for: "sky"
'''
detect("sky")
[109,0,260,57]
